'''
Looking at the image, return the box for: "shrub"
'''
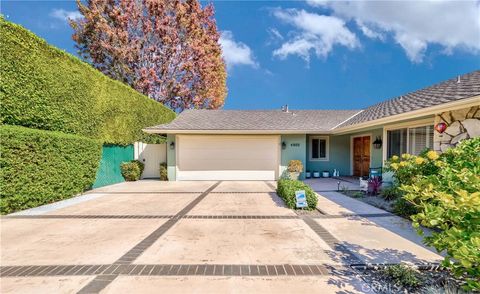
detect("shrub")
[388,138,480,291]
[277,179,317,210]
[0,125,102,214]
[120,162,141,181]
[384,149,439,186]
[367,177,382,195]
[159,162,168,181]
[352,191,365,198]
[380,264,422,288]
[287,160,303,172]
[0,17,175,145]
[380,186,401,201]
[393,197,419,218]
[131,160,145,176]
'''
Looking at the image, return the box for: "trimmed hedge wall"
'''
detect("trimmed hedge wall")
[277,179,318,210]
[0,125,102,214]
[0,18,175,145]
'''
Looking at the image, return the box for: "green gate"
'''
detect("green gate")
[92,145,134,188]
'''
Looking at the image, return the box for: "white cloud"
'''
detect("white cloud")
[268,28,284,41]
[356,21,384,40]
[307,0,480,63]
[50,9,82,22]
[272,9,359,63]
[219,31,258,69]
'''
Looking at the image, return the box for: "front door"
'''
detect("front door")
[353,136,370,177]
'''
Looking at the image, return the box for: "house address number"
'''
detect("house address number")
[290,143,300,147]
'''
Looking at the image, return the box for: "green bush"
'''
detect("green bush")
[384,149,439,186]
[0,125,102,214]
[0,17,175,145]
[277,179,317,210]
[120,162,141,181]
[388,138,480,291]
[393,197,419,218]
[131,160,145,176]
[380,264,422,288]
[380,185,401,201]
[159,162,168,181]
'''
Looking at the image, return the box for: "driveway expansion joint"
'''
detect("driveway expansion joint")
[1,264,348,277]
[300,215,362,265]
[264,182,277,190]
[311,212,393,219]
[3,215,175,219]
[2,213,392,220]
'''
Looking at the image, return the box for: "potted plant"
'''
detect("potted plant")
[305,170,311,178]
[322,170,330,178]
[287,160,303,180]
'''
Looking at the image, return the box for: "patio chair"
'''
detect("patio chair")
[369,167,382,181]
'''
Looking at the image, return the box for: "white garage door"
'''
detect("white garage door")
[177,135,280,181]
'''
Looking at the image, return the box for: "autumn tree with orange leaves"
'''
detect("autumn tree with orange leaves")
[71,0,227,111]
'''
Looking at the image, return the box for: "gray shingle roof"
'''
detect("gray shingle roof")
[337,70,480,128]
[146,70,480,133]
[145,109,361,132]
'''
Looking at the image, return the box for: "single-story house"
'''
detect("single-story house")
[144,70,480,181]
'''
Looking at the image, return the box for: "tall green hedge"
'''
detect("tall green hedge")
[0,17,175,145]
[0,125,102,214]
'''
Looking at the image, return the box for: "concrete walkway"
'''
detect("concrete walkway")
[314,191,442,265]
[0,180,442,294]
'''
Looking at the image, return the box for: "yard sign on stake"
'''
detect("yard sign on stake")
[295,190,307,208]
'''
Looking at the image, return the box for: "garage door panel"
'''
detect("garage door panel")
[179,159,276,171]
[180,149,277,159]
[177,171,275,181]
[177,135,279,180]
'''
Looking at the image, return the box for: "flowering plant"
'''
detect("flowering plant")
[385,138,480,290]
[384,149,440,186]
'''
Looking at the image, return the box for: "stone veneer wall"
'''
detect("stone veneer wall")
[434,105,480,152]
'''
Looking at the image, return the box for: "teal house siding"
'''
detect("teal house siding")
[166,134,176,181]
[306,127,384,176]
[367,128,384,169]
[280,134,307,179]
[306,134,350,176]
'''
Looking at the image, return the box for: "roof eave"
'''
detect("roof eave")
[142,94,480,135]
[332,95,480,135]
[142,129,334,135]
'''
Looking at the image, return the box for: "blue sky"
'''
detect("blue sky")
[2,0,480,110]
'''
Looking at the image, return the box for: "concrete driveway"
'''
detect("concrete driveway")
[0,180,441,294]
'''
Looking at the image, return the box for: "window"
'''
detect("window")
[387,125,433,158]
[310,136,329,161]
[409,125,433,155]
[387,129,407,158]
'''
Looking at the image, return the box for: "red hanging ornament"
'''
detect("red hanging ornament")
[435,122,447,133]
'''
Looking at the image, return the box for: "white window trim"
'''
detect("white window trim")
[382,118,435,163]
[309,136,329,161]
